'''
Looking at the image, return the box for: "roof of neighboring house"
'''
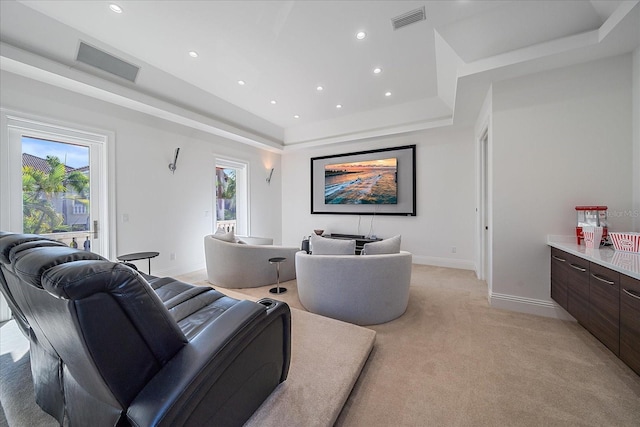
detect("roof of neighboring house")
[22,153,84,174]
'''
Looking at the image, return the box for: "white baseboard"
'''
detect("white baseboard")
[152,261,205,279]
[412,255,476,271]
[489,291,576,320]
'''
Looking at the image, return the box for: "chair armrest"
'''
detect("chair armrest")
[127,300,290,426]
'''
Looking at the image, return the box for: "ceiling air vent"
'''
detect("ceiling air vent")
[391,6,426,30]
[76,41,139,83]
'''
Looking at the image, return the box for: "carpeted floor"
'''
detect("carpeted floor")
[341,265,640,426]
[3,265,640,426]
[191,265,640,426]
[0,321,57,426]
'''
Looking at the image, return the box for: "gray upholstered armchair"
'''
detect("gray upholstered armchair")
[295,250,412,325]
[204,234,299,288]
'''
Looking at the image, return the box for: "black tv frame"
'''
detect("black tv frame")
[310,145,416,216]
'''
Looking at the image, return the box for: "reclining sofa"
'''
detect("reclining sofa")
[0,232,291,426]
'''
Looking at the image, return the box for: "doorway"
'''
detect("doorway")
[214,158,249,236]
[1,112,111,257]
[478,128,491,292]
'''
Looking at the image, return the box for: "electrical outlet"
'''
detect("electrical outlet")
[452,247,457,254]
[121,214,129,223]
[170,252,176,261]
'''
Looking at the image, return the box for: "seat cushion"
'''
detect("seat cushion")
[213,229,237,243]
[361,235,401,255]
[310,235,355,255]
[149,276,244,339]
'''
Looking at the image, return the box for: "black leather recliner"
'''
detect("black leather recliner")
[0,232,291,426]
[0,232,74,422]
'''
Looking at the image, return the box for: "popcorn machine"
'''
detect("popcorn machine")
[575,206,608,245]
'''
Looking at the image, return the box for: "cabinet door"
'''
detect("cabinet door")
[550,248,569,309]
[588,263,620,355]
[620,275,640,376]
[566,254,590,326]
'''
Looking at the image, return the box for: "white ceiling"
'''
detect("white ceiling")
[1,0,639,151]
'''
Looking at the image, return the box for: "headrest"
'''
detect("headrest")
[0,233,58,265]
[13,246,105,289]
[9,239,69,264]
[42,260,134,299]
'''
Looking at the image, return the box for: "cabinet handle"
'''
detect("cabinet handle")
[552,255,566,262]
[569,263,586,272]
[623,289,640,300]
[591,273,615,285]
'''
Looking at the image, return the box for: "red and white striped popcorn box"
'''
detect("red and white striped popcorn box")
[609,232,640,253]
[583,226,603,249]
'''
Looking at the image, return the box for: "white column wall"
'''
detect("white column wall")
[633,47,640,231]
[490,54,633,317]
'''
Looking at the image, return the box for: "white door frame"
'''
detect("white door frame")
[0,109,116,258]
[214,156,250,236]
[479,129,489,278]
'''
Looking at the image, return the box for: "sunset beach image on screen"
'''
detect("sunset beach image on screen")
[324,158,397,204]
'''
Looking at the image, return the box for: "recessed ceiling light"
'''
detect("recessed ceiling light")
[270,100,277,105]
[109,4,123,13]
[294,115,300,119]
[385,91,392,97]
[336,104,343,109]
[238,80,246,86]
[356,31,366,40]
[373,67,382,74]
[188,51,198,58]
[316,86,324,91]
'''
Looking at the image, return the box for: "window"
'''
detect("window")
[215,158,248,236]
[22,136,91,234]
[1,111,112,257]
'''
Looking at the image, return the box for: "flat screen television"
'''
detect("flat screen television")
[310,145,416,216]
[324,157,397,204]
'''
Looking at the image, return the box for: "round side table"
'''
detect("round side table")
[117,251,159,275]
[268,257,287,294]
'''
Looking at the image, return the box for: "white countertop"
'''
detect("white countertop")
[547,235,640,280]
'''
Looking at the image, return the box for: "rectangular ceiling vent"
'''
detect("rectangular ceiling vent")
[76,41,139,83]
[391,6,426,30]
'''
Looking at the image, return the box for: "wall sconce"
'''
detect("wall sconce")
[266,167,275,184]
[168,147,180,174]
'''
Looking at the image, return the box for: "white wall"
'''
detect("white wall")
[0,70,283,277]
[633,47,640,232]
[490,54,633,317]
[282,126,476,270]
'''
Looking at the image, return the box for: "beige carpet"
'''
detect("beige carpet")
[245,308,374,427]
[3,265,640,426]
[201,286,376,427]
[193,265,640,427]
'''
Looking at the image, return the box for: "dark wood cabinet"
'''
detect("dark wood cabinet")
[550,247,639,376]
[620,275,640,375]
[565,254,590,327]
[550,248,568,309]
[588,263,620,355]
